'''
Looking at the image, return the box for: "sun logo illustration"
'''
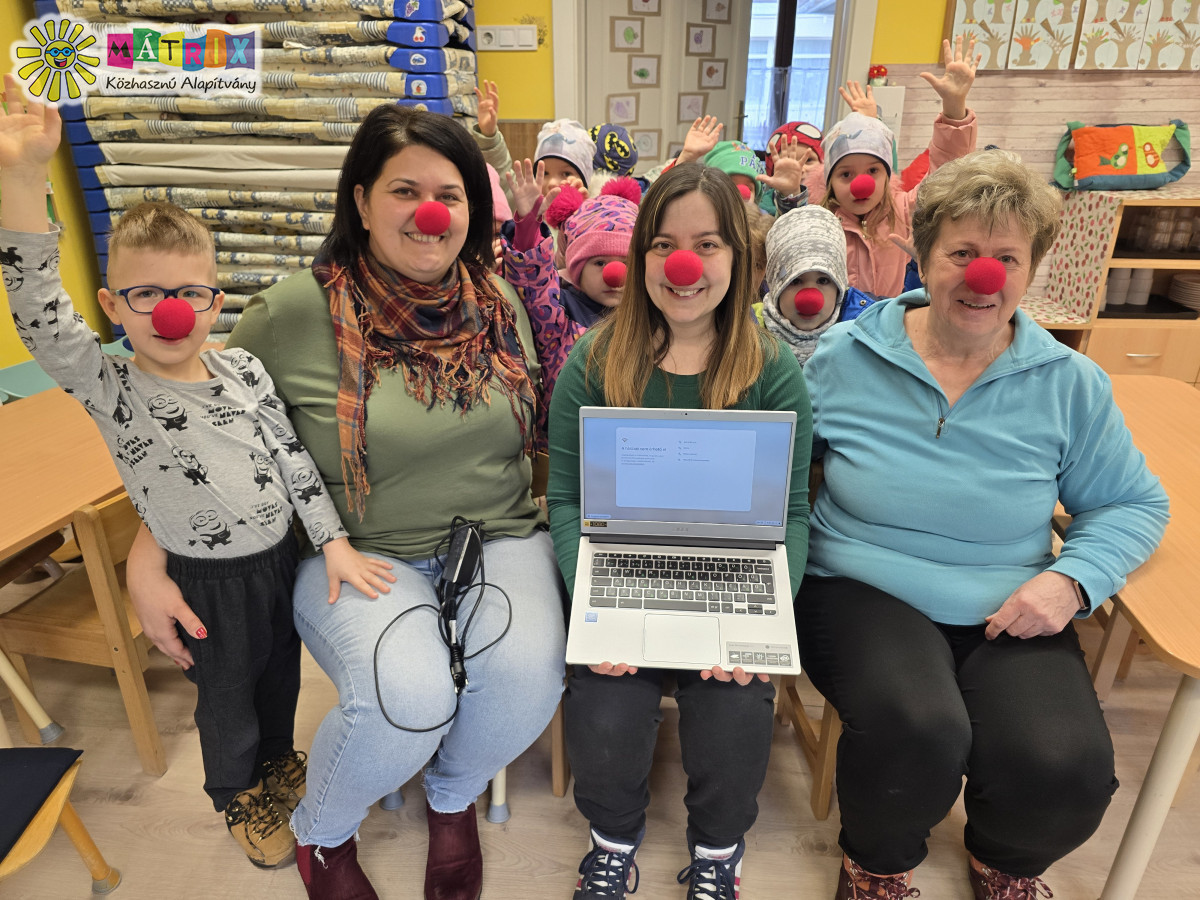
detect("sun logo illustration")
[13,17,99,103]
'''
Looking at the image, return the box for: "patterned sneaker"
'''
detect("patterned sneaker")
[224,781,295,868]
[573,828,643,899]
[676,840,745,900]
[264,749,307,813]
[835,857,920,899]
[968,861,1053,899]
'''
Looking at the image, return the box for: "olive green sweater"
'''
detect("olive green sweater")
[227,270,544,560]
[546,329,813,597]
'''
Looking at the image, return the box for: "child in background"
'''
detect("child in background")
[763,205,876,367]
[501,158,639,448]
[818,35,980,298]
[762,120,824,214]
[0,80,394,869]
[748,206,776,324]
[590,122,638,177]
[487,163,513,269]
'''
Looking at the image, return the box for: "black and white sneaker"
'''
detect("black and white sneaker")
[676,839,745,900]
[573,827,643,898]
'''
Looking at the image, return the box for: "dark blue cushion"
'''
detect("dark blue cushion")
[0,748,83,862]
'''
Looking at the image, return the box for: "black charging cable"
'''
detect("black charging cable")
[372,517,513,733]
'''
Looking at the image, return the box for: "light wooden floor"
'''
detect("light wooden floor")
[2,586,1198,900]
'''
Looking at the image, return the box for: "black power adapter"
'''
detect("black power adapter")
[439,519,483,694]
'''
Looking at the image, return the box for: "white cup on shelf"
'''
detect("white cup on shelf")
[1125,284,1151,307]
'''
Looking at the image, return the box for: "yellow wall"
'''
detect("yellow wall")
[872,0,948,65]
[2,0,107,367]
[474,0,556,120]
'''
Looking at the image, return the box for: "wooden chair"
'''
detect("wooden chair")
[778,676,841,820]
[0,749,121,894]
[0,494,166,775]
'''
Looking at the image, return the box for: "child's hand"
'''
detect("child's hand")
[321,536,396,603]
[0,74,62,172]
[562,174,586,197]
[678,115,724,164]
[758,155,803,198]
[838,80,877,118]
[888,232,918,261]
[506,158,550,220]
[920,35,980,121]
[474,78,500,137]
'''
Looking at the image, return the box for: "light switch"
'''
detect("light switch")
[517,25,537,48]
[499,27,516,48]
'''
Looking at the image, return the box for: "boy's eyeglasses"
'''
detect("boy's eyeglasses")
[114,285,220,314]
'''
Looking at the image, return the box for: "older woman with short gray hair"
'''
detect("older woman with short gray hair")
[798,150,1169,900]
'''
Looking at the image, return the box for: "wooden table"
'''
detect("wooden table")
[0,389,124,560]
[1101,376,1200,900]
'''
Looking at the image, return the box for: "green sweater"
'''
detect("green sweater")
[227,269,544,560]
[546,329,813,597]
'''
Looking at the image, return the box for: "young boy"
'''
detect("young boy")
[0,78,393,869]
[763,205,876,366]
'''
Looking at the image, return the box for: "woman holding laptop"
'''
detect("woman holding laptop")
[546,162,812,900]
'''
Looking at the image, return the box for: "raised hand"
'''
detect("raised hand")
[0,73,62,171]
[506,158,552,220]
[474,78,500,137]
[838,80,877,118]
[678,115,724,164]
[919,35,980,121]
[758,153,804,197]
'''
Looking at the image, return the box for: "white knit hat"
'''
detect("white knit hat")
[535,119,596,187]
[822,112,895,179]
[764,205,848,317]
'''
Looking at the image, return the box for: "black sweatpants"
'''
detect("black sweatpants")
[170,531,301,811]
[564,665,776,850]
[796,576,1118,877]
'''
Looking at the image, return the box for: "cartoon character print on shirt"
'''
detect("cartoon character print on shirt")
[188,509,246,550]
[114,432,155,469]
[159,446,209,485]
[307,521,337,550]
[1,245,25,293]
[290,467,324,504]
[111,391,134,429]
[146,392,188,431]
[249,451,274,491]
[271,422,304,455]
[41,298,61,341]
[225,349,260,389]
[10,311,39,352]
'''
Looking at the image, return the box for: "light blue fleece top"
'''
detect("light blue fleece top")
[804,291,1169,626]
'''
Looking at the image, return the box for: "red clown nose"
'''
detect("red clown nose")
[964,257,1006,295]
[601,260,627,288]
[151,296,197,340]
[793,287,826,317]
[849,173,876,201]
[663,250,703,286]
[737,183,753,201]
[413,201,450,235]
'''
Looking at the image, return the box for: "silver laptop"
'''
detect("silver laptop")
[566,407,802,675]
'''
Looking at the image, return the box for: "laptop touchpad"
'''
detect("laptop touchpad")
[643,614,719,666]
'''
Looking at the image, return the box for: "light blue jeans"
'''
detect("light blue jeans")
[290,529,566,847]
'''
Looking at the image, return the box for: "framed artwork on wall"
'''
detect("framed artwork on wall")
[702,0,731,23]
[629,0,660,14]
[630,129,662,160]
[667,141,685,160]
[686,23,715,56]
[607,92,640,125]
[612,18,645,52]
[678,92,708,122]
[629,54,660,88]
[698,58,727,89]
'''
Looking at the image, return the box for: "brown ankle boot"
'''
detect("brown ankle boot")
[835,856,920,899]
[424,801,482,900]
[296,837,379,900]
[968,859,1053,899]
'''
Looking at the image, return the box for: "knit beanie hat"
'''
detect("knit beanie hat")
[765,121,823,175]
[561,178,641,287]
[822,112,895,180]
[486,164,512,222]
[703,140,766,200]
[590,123,639,176]
[764,205,847,321]
[535,118,596,187]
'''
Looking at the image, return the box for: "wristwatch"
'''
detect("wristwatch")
[1071,579,1089,611]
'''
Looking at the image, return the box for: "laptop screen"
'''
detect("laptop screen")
[579,407,795,542]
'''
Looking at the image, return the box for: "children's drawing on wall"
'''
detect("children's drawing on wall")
[629,129,661,160]
[612,18,644,52]
[1005,0,1080,67]
[951,0,1017,69]
[1134,0,1196,69]
[1074,0,1151,67]
[607,93,640,125]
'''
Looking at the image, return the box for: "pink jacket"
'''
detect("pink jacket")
[806,110,977,299]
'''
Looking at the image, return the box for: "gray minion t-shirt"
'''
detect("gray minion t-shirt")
[2,227,347,558]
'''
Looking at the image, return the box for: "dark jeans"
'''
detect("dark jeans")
[171,531,301,811]
[796,576,1117,877]
[565,665,776,850]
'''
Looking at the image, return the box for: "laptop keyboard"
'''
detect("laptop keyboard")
[588,552,778,616]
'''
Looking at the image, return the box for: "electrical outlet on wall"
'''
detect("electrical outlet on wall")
[477,25,537,51]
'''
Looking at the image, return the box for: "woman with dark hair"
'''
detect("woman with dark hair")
[546,163,812,900]
[127,105,565,900]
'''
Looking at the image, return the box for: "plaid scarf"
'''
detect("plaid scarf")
[315,251,535,519]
